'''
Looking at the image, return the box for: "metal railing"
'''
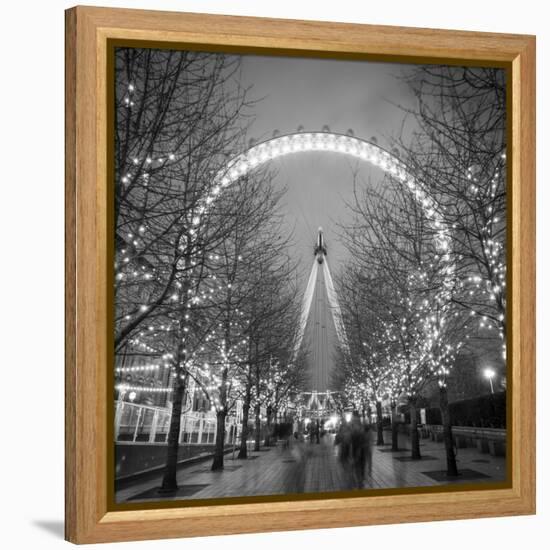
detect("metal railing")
[426,424,506,441]
[114,401,240,445]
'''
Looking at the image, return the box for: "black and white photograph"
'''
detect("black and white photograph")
[113,47,507,504]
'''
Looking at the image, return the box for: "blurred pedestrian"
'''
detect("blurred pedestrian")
[350,411,371,488]
[315,419,321,444]
[335,418,351,465]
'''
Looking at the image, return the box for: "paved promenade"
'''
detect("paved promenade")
[117,431,506,503]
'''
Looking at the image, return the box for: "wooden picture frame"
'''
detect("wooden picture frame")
[65,5,536,544]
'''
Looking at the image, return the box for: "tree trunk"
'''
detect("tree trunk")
[238,399,250,459]
[159,261,191,493]
[264,405,272,447]
[375,400,384,445]
[159,374,186,493]
[391,402,399,452]
[254,403,261,451]
[439,385,459,476]
[211,409,227,471]
[212,320,230,471]
[409,398,421,460]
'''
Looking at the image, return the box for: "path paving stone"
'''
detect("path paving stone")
[128,484,210,501]
[393,455,438,462]
[116,431,507,503]
[421,468,491,482]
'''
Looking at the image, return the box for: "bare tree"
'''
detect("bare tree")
[338,173,468,463]
[114,48,255,352]
[398,66,507,353]
[336,265,396,445]
[113,48,297,491]
[186,173,302,470]
[236,268,304,457]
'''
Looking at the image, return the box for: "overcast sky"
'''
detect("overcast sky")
[238,54,419,281]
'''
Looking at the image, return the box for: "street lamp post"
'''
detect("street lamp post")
[483,368,496,394]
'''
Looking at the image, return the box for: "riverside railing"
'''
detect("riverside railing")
[114,401,240,445]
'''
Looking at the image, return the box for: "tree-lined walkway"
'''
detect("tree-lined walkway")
[117,431,506,503]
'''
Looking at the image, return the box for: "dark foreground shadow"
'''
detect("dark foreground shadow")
[33,520,64,539]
